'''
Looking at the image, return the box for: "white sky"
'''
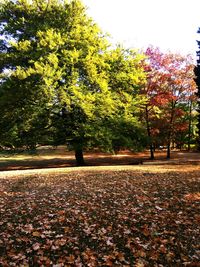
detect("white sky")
[82,0,200,58]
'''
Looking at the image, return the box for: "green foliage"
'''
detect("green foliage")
[0,0,147,155]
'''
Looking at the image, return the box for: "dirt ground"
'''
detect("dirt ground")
[0,147,200,172]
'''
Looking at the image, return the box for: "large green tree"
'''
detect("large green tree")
[0,0,146,164]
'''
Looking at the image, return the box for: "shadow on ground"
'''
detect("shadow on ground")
[0,150,200,171]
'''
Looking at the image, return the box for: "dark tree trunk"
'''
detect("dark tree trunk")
[150,143,155,160]
[145,105,155,159]
[166,143,170,159]
[188,101,192,151]
[75,148,85,166]
[166,101,176,159]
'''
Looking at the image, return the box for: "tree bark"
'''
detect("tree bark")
[145,105,155,159]
[75,148,85,166]
[149,143,155,160]
[188,100,192,151]
[166,143,170,159]
[166,101,176,159]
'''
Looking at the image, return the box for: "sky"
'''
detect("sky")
[82,0,200,58]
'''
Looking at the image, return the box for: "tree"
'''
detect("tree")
[141,47,174,159]
[0,0,146,164]
[160,53,196,158]
[101,46,147,152]
[172,99,198,150]
[142,47,197,159]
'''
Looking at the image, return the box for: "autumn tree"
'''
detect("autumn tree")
[142,47,197,159]
[0,0,146,164]
[141,47,167,159]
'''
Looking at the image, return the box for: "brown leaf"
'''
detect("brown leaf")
[66,254,75,264]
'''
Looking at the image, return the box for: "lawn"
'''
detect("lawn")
[0,164,200,266]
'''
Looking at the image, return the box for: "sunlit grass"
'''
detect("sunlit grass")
[1,164,200,179]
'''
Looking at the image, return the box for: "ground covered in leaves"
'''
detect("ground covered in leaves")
[0,165,200,266]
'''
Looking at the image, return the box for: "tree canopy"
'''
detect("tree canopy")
[142,47,197,158]
[0,0,147,164]
[0,0,198,164]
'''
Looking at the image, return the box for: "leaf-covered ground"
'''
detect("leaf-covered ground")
[0,165,200,266]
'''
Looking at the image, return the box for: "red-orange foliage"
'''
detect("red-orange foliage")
[142,46,197,157]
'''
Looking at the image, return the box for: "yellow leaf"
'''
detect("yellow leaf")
[32,231,41,237]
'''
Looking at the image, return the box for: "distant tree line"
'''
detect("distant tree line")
[194,28,200,150]
[0,0,198,165]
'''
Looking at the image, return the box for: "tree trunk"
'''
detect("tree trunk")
[145,105,155,159]
[166,101,176,159]
[75,148,85,166]
[166,143,170,159]
[188,100,192,151]
[150,143,155,160]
